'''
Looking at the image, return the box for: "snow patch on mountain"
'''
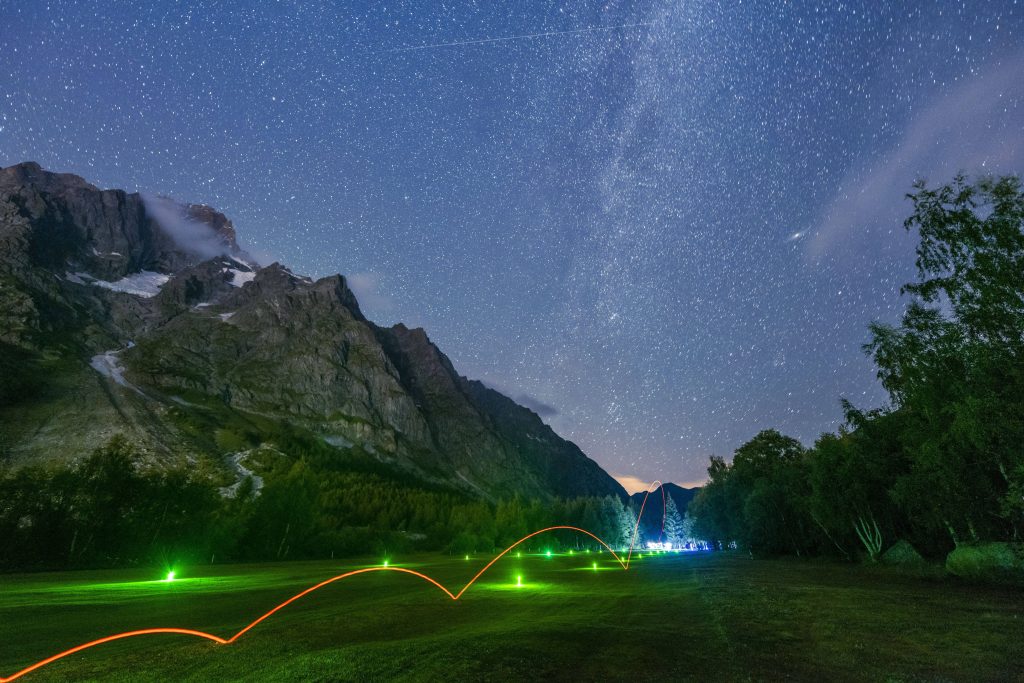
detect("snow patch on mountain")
[90,344,145,396]
[226,267,256,287]
[68,270,170,297]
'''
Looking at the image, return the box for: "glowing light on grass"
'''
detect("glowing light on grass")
[1,482,672,683]
[164,571,175,582]
[592,562,598,571]
[464,555,469,561]
[516,575,522,587]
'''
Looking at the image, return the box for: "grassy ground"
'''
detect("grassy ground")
[1,551,1021,682]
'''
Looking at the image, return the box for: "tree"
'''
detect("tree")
[616,500,640,551]
[690,430,815,555]
[866,174,1024,548]
[807,405,911,559]
[662,495,686,547]
[690,456,739,549]
[689,174,1024,560]
[680,512,696,548]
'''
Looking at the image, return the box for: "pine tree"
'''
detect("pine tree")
[663,495,686,547]
[617,500,642,550]
[681,512,696,548]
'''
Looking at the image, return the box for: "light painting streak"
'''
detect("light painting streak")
[1,483,667,681]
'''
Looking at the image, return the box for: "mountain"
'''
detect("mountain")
[630,482,701,534]
[0,161,625,501]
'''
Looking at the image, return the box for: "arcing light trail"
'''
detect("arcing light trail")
[1,482,667,682]
[375,22,654,53]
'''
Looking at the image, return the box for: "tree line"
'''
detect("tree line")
[0,435,695,572]
[690,175,1024,561]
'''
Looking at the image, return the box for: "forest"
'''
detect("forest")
[0,431,694,572]
[691,175,1024,573]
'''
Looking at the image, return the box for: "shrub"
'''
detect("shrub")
[946,543,1024,583]
[881,539,925,566]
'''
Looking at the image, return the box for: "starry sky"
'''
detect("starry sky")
[3,1,1023,491]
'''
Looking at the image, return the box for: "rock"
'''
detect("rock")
[0,161,626,501]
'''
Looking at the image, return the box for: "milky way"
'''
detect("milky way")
[3,1,1022,488]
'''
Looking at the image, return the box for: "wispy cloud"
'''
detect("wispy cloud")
[809,53,1024,259]
[480,378,560,419]
[614,473,706,493]
[142,194,235,260]
[512,393,559,418]
[613,474,656,494]
[346,272,395,313]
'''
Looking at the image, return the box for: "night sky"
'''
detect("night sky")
[3,2,1022,490]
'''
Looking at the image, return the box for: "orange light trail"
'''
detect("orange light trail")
[1,483,667,681]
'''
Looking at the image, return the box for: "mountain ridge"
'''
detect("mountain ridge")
[0,161,625,501]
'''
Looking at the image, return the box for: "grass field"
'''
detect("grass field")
[1,550,1022,682]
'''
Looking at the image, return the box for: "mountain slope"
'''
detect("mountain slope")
[0,162,625,501]
[631,482,701,537]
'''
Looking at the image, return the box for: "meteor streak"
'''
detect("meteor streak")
[376,22,654,54]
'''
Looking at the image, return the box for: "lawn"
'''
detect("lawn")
[1,551,1021,682]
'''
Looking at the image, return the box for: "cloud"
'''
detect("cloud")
[141,194,235,260]
[346,272,395,312]
[613,474,707,494]
[613,474,656,494]
[479,378,560,418]
[809,53,1024,259]
[512,393,559,418]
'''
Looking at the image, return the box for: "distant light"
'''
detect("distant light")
[569,549,574,555]
[516,575,523,587]
[465,555,470,561]
[516,551,522,558]
[383,560,389,567]
[165,571,175,582]
[546,550,552,558]
[592,562,598,571]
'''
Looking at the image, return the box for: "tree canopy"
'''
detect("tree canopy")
[690,174,1024,559]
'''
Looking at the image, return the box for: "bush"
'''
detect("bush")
[946,543,1024,583]
[881,539,924,566]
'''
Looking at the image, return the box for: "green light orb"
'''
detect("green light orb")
[165,570,175,582]
[465,554,470,560]
[516,575,523,587]
[383,560,389,567]
[592,562,598,570]
[546,550,552,558]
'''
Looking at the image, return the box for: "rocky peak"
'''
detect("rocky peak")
[0,161,98,194]
[376,323,467,402]
[0,162,246,281]
[184,203,238,251]
[0,162,626,502]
